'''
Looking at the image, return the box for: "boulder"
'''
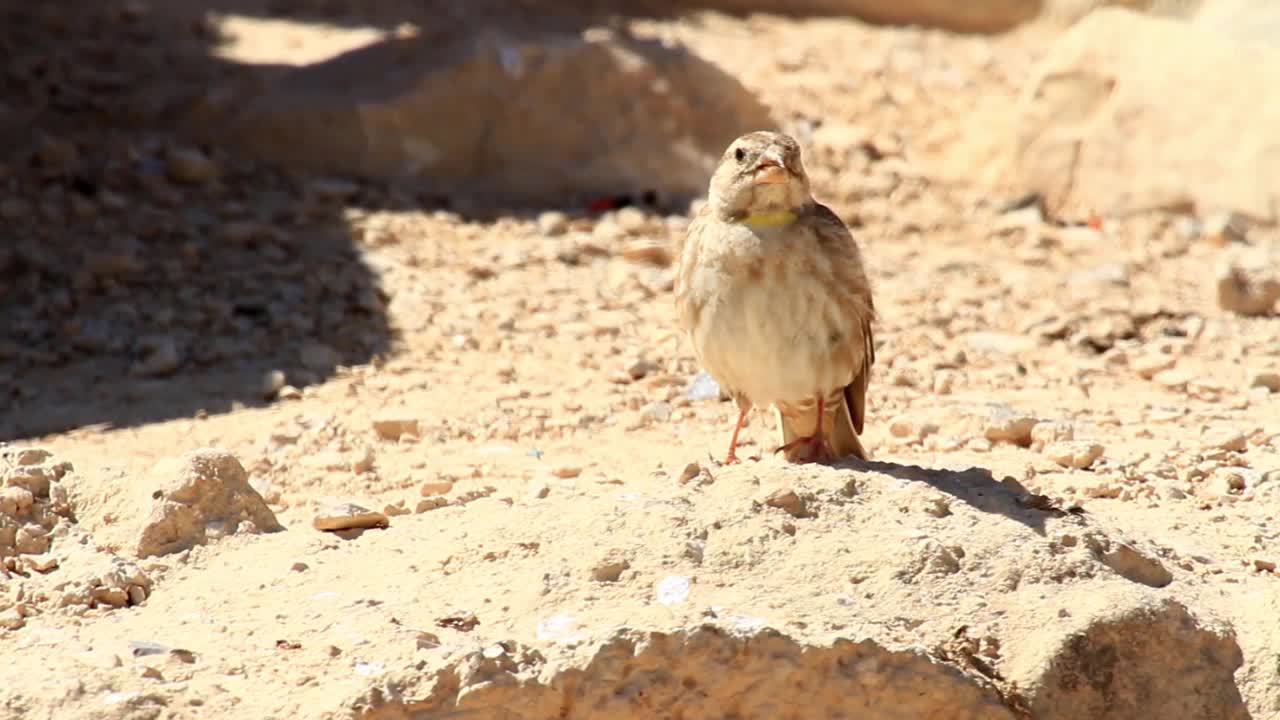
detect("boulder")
[187,27,774,206]
[1007,8,1280,222]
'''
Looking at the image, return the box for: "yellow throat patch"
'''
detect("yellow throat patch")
[739,210,797,228]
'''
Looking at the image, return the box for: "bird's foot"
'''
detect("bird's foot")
[773,434,832,463]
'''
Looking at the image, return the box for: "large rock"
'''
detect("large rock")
[66,448,283,559]
[0,460,1251,717]
[650,0,1041,32]
[1007,7,1280,222]
[187,27,774,205]
[1002,586,1246,719]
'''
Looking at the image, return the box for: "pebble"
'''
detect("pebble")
[625,358,660,380]
[758,486,808,518]
[678,462,707,484]
[312,502,390,532]
[1044,441,1104,470]
[535,614,584,643]
[1202,428,1247,453]
[420,478,455,496]
[1030,420,1074,452]
[130,335,181,377]
[591,556,630,582]
[260,370,287,399]
[1152,369,1191,390]
[1131,354,1176,380]
[372,415,419,441]
[983,405,1038,447]
[551,465,582,479]
[416,497,448,513]
[306,177,359,201]
[655,575,691,606]
[537,211,569,236]
[299,342,340,372]
[639,401,673,425]
[1249,371,1280,393]
[1216,254,1280,316]
[686,371,724,402]
[350,447,376,474]
[166,147,218,184]
[962,332,1035,356]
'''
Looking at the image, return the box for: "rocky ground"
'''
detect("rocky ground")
[2,1,1279,719]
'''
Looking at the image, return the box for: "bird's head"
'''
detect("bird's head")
[706,131,811,226]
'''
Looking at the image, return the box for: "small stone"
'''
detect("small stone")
[1132,354,1176,380]
[372,415,418,441]
[1044,441,1104,470]
[1249,371,1280,393]
[537,211,569,236]
[129,641,171,657]
[277,385,303,400]
[1202,211,1249,246]
[1152,369,1191,390]
[299,342,339,372]
[678,462,704,483]
[639,401,673,425]
[759,486,808,518]
[261,370,287,399]
[24,553,58,573]
[655,575,691,606]
[15,525,50,555]
[307,177,359,201]
[932,371,956,395]
[291,562,309,572]
[551,466,582,479]
[1211,470,1247,495]
[591,556,630,582]
[127,585,147,606]
[1031,421,1075,452]
[312,502,389,532]
[0,486,35,517]
[1217,254,1280,316]
[889,415,916,439]
[625,358,660,380]
[1254,558,1277,573]
[419,478,455,496]
[686,371,725,402]
[383,502,411,517]
[131,336,181,377]
[0,610,25,631]
[983,406,1038,447]
[350,446,376,474]
[1202,428,1247,453]
[620,239,671,266]
[963,332,1035,356]
[166,147,218,184]
[416,497,448,513]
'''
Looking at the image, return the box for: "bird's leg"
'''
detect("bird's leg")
[724,408,749,465]
[773,395,833,462]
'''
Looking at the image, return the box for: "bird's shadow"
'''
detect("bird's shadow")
[831,457,1080,536]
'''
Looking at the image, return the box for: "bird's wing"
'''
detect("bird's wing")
[674,202,715,335]
[809,202,876,434]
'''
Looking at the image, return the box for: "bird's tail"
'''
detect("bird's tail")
[774,389,867,462]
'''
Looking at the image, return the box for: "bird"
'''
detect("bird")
[675,130,876,464]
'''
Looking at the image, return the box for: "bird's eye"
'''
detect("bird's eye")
[734,147,746,163]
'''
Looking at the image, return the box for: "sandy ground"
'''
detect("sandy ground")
[1,2,1278,718]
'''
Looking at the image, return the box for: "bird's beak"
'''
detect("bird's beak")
[752,150,790,185]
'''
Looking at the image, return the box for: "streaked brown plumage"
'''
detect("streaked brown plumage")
[675,131,875,464]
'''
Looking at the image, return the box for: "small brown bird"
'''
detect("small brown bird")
[675,131,875,464]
